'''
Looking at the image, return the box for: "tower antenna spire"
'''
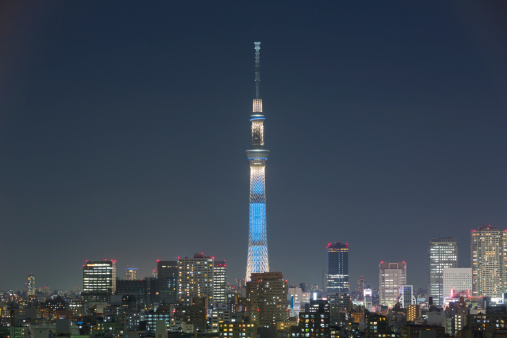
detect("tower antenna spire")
[254,42,261,99]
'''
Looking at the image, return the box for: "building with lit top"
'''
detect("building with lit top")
[326,242,349,295]
[213,260,227,306]
[379,261,406,307]
[246,272,287,328]
[428,237,458,306]
[178,253,214,306]
[82,259,117,303]
[471,225,507,298]
[125,266,138,280]
[443,268,472,301]
[246,41,270,281]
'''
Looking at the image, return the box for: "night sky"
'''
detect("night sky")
[1,1,506,292]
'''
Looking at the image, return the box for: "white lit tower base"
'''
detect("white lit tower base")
[246,42,269,281]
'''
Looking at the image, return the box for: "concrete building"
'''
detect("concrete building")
[429,238,458,305]
[379,261,406,307]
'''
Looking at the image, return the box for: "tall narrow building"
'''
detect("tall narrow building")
[246,42,270,281]
[471,225,507,297]
[428,238,458,306]
[326,242,349,295]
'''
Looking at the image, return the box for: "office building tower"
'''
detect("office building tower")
[379,261,406,307]
[157,260,178,304]
[213,260,227,306]
[246,272,288,327]
[471,225,507,297]
[82,259,117,303]
[429,238,458,306]
[326,242,349,295]
[398,285,416,308]
[443,268,472,300]
[246,42,270,281]
[125,266,138,280]
[178,253,214,306]
[26,273,35,297]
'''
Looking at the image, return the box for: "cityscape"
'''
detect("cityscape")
[1,1,507,338]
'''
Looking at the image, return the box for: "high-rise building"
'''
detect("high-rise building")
[82,259,117,303]
[246,42,270,281]
[157,260,178,304]
[246,272,287,328]
[428,238,458,306]
[326,242,349,295]
[471,225,507,297]
[26,273,35,297]
[442,268,472,300]
[213,260,227,306]
[125,266,138,280]
[379,261,406,307]
[178,253,214,306]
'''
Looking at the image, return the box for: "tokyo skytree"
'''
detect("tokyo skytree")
[245,42,269,281]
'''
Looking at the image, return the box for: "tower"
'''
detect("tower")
[326,242,349,295]
[428,238,458,305]
[246,41,270,281]
[379,261,406,307]
[471,225,507,297]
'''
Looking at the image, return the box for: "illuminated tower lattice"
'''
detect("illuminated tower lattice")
[246,42,270,281]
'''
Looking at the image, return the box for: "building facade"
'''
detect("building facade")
[246,42,270,281]
[379,261,406,307]
[326,242,349,295]
[246,272,287,328]
[471,225,507,297]
[429,238,458,306]
[82,260,117,303]
[442,268,472,300]
[178,254,214,306]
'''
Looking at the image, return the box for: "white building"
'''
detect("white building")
[443,268,472,299]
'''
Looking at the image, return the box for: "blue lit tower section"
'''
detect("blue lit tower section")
[246,42,270,281]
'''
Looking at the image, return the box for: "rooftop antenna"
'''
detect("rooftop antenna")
[254,42,261,98]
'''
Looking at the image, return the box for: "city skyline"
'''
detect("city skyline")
[1,2,506,291]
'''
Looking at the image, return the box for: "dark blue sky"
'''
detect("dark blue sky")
[0,1,506,291]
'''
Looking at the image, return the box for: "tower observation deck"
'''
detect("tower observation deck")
[246,42,269,281]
